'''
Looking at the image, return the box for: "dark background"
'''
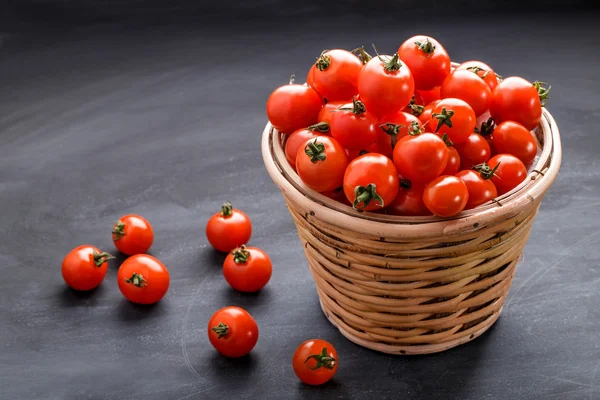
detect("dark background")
[1,1,600,399]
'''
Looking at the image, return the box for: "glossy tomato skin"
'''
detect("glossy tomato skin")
[208,306,259,358]
[266,84,322,134]
[285,127,327,168]
[431,98,476,144]
[423,175,469,217]
[441,146,461,176]
[318,101,347,125]
[206,203,252,253]
[343,154,399,211]
[454,133,491,170]
[393,133,448,185]
[456,170,498,209]
[309,49,362,101]
[489,76,542,131]
[62,245,112,291]
[223,246,272,293]
[117,254,170,305]
[296,136,349,193]
[419,100,440,132]
[357,55,414,119]
[441,69,492,117]
[455,60,499,92]
[378,111,422,156]
[292,339,338,386]
[417,87,441,105]
[386,182,431,216]
[329,101,378,150]
[488,154,528,195]
[492,121,537,164]
[398,36,451,90]
[112,214,154,256]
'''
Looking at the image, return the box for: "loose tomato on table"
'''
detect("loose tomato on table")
[431,98,476,144]
[492,121,537,164]
[307,49,362,101]
[329,98,378,150]
[318,101,347,125]
[454,132,491,170]
[481,154,528,195]
[117,254,170,305]
[455,60,500,91]
[296,136,349,193]
[456,169,498,209]
[223,245,272,293]
[423,175,469,217]
[62,245,114,291]
[343,153,399,211]
[441,69,492,117]
[378,111,422,155]
[206,202,252,252]
[393,130,449,185]
[266,77,323,134]
[284,123,329,167]
[398,36,450,90]
[293,339,338,386]
[112,214,154,256]
[386,180,431,216]
[208,306,259,358]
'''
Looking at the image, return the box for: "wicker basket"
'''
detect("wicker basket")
[262,87,561,354]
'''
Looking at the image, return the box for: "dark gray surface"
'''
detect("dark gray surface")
[1,13,599,400]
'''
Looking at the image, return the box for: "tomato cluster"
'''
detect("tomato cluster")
[266,36,550,217]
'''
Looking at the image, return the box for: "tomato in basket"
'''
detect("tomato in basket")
[307,49,362,102]
[393,130,449,185]
[482,154,528,195]
[456,169,498,209]
[441,69,492,117]
[423,175,469,217]
[343,153,399,211]
[492,121,537,164]
[455,60,500,91]
[296,136,349,193]
[454,132,491,170]
[430,98,476,144]
[329,98,378,150]
[398,36,450,91]
[266,76,322,134]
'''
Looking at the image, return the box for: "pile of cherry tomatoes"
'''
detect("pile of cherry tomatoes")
[267,35,550,217]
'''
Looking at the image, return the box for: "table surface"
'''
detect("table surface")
[1,13,599,400]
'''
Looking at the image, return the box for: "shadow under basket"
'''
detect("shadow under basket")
[262,106,561,355]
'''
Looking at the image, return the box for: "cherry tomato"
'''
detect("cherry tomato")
[343,154,399,211]
[398,36,451,90]
[485,154,528,195]
[454,133,491,170]
[441,145,461,175]
[431,98,476,144]
[423,175,469,217]
[455,60,499,92]
[329,98,378,150]
[386,180,431,216]
[419,100,440,132]
[318,101,347,125]
[492,121,537,164]
[308,49,362,101]
[285,123,329,167]
[456,170,498,209]
[393,132,448,185]
[296,136,349,193]
[490,76,549,131]
[117,254,170,305]
[112,214,154,256]
[475,116,496,155]
[206,202,252,252]
[357,54,414,118]
[223,245,272,293]
[417,87,441,105]
[378,111,422,155]
[208,306,259,358]
[292,339,338,386]
[62,245,114,291]
[266,79,322,134]
[441,69,492,117]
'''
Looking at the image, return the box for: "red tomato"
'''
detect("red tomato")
[285,123,329,167]
[318,101,347,125]
[398,36,451,90]
[490,77,549,131]
[417,87,441,105]
[475,115,496,155]
[208,306,259,358]
[223,245,272,292]
[206,202,252,252]
[441,145,461,175]
[485,154,528,195]
[296,136,349,192]
[423,175,469,217]
[343,154,399,211]
[393,132,448,185]
[266,79,322,134]
[386,180,431,216]
[112,214,154,256]
[454,133,491,170]
[456,170,498,209]
[357,54,414,118]
[292,339,338,386]
[419,100,440,132]
[492,121,537,164]
[329,98,378,150]
[117,254,170,304]
[378,111,422,154]
[441,69,492,117]
[62,245,114,291]
[322,186,352,206]
[455,60,499,92]
[431,98,476,144]
[308,49,362,101]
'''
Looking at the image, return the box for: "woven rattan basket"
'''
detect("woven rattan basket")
[262,81,561,354]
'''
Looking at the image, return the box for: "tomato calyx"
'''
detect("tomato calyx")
[288,74,296,85]
[432,107,454,133]
[337,97,366,115]
[315,50,331,71]
[211,322,230,339]
[474,162,501,180]
[353,183,384,210]
[232,245,251,264]
[441,133,454,147]
[408,121,423,136]
[400,179,412,190]
[474,118,495,137]
[380,123,405,149]
[307,122,330,133]
[92,249,115,267]
[304,139,327,163]
[304,347,337,370]
[112,220,126,241]
[371,44,402,72]
[533,81,551,106]
[351,46,372,65]
[220,201,233,217]
[407,96,424,116]
[466,65,491,79]
[415,38,435,55]
[125,272,147,287]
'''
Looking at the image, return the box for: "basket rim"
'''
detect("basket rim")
[262,103,562,239]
